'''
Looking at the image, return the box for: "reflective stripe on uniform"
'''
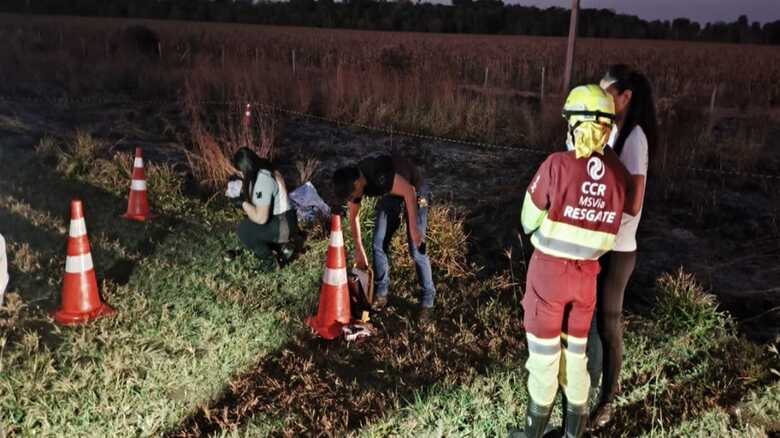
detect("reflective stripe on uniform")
[322,267,347,286]
[521,192,547,234]
[69,218,87,238]
[65,253,94,273]
[560,345,591,405]
[531,217,615,260]
[131,180,147,191]
[560,333,588,355]
[526,332,562,355]
[526,333,562,406]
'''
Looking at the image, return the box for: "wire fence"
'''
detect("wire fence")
[2,93,780,181]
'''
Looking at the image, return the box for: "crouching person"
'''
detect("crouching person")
[512,85,628,438]
[229,147,298,271]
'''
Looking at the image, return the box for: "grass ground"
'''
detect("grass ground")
[1,127,778,437]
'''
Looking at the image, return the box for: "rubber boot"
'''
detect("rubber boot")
[508,400,553,438]
[563,403,588,438]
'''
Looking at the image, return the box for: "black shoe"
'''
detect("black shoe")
[373,295,388,310]
[275,242,296,268]
[418,307,432,324]
[508,400,553,438]
[224,249,241,262]
[255,258,279,273]
[564,403,588,438]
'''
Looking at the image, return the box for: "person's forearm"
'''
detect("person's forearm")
[351,213,364,253]
[243,202,269,224]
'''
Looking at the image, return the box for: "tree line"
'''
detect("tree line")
[4,0,780,45]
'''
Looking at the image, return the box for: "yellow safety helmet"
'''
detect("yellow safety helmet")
[562,85,616,158]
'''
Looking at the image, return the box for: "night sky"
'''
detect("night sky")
[510,0,780,24]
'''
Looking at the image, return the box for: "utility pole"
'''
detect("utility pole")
[562,0,580,94]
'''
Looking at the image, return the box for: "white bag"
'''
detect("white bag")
[289,182,331,224]
[0,234,8,307]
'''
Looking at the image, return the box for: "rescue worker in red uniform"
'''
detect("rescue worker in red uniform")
[511,85,629,438]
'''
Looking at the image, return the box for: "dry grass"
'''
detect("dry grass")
[3,14,779,186]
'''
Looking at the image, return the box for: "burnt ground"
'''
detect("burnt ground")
[2,97,779,336]
[1,100,779,436]
[271,117,780,343]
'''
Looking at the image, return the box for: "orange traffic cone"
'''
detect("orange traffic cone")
[306,214,352,340]
[243,103,252,128]
[123,147,151,221]
[53,199,115,325]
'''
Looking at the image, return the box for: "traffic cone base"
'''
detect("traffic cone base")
[53,302,115,325]
[307,214,351,340]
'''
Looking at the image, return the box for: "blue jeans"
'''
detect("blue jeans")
[372,187,436,308]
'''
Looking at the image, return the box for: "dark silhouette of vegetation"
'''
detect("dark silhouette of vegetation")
[2,0,779,45]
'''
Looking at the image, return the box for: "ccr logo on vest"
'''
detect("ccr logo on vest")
[587,157,605,181]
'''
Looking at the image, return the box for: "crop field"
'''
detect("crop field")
[0,13,779,438]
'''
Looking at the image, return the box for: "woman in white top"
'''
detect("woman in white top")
[587,65,658,430]
[230,147,298,271]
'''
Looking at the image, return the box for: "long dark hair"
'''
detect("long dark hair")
[606,65,658,159]
[232,147,274,203]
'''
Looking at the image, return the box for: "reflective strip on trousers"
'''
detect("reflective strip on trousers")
[526,333,562,406]
[561,332,588,355]
[559,343,591,405]
[527,332,562,356]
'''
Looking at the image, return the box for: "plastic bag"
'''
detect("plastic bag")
[289,181,331,224]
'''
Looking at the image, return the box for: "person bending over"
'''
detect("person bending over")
[333,153,435,322]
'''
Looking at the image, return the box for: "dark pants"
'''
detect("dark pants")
[237,209,298,262]
[586,250,637,403]
[372,185,436,308]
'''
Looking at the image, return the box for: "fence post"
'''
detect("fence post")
[562,0,580,94]
[157,42,162,60]
[707,84,719,136]
[483,67,489,88]
[540,66,546,104]
[292,49,296,75]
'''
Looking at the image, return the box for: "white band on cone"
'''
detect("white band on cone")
[69,218,87,238]
[134,157,143,168]
[65,253,94,273]
[329,231,344,248]
[131,180,147,191]
[323,267,347,286]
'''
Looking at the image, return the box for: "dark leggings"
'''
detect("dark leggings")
[586,250,637,403]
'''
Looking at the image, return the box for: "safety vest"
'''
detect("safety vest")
[521,149,629,260]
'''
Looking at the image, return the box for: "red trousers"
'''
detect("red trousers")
[522,250,600,339]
